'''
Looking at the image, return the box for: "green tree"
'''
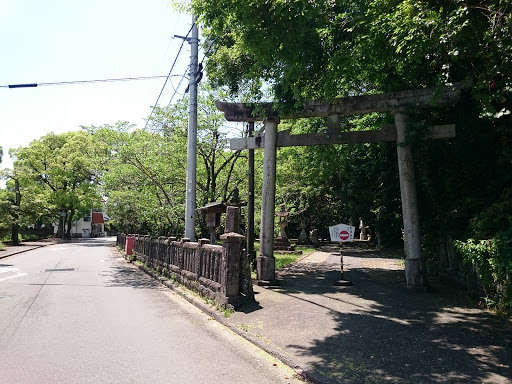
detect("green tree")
[148,90,248,237]
[11,131,106,238]
[87,121,187,236]
[0,165,56,241]
[188,0,511,112]
[89,88,249,238]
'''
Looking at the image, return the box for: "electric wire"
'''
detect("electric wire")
[1,75,173,89]
[171,37,215,105]
[167,66,190,106]
[144,24,194,129]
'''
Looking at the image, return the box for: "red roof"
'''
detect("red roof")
[92,212,104,224]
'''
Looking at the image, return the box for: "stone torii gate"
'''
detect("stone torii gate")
[216,82,468,288]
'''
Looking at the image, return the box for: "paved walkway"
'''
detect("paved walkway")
[219,244,512,384]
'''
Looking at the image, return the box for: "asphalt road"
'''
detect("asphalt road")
[0,238,302,384]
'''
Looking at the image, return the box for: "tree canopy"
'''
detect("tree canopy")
[8,131,106,238]
[83,88,249,237]
[188,0,511,116]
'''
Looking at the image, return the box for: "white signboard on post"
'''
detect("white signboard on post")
[329,223,356,242]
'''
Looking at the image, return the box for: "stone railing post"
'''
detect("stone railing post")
[225,206,240,234]
[220,232,245,302]
[164,237,171,270]
[158,236,166,269]
[144,236,150,263]
[179,238,190,270]
[133,235,140,261]
[197,238,210,278]
[138,235,142,258]
[150,237,156,267]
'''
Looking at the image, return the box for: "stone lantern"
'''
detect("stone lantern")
[198,202,227,243]
[297,221,309,245]
[277,204,289,239]
[274,204,294,251]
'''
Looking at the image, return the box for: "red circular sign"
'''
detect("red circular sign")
[339,230,350,241]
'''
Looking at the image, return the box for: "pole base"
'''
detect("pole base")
[334,280,353,287]
[256,279,280,287]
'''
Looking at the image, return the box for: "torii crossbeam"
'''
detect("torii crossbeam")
[216,82,470,288]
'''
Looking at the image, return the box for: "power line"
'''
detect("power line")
[167,67,190,106]
[144,24,194,129]
[1,75,172,89]
[166,26,218,107]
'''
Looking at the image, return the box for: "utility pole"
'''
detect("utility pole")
[184,17,199,240]
[11,178,21,245]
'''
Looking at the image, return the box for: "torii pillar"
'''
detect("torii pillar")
[394,110,425,288]
[258,117,279,283]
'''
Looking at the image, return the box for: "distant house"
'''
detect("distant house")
[55,209,109,238]
[91,212,105,237]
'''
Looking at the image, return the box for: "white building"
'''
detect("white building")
[56,210,108,238]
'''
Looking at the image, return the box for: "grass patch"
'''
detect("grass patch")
[250,241,313,278]
[250,250,305,279]
[0,242,6,251]
[379,247,405,259]
[275,253,302,270]
[294,245,315,255]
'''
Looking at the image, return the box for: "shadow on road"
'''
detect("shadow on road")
[102,265,164,290]
[68,238,117,248]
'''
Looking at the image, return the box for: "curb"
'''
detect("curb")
[0,244,49,261]
[114,247,337,384]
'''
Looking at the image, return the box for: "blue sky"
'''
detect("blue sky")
[0,0,193,174]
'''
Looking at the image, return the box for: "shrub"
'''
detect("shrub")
[22,234,39,241]
[454,229,512,315]
[1,233,22,243]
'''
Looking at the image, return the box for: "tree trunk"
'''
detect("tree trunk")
[11,224,20,245]
[66,209,74,239]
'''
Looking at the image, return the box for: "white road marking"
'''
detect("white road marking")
[0,272,28,282]
[0,267,28,282]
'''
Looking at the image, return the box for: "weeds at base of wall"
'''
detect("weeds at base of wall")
[133,260,236,318]
[237,323,251,332]
[187,286,235,318]
[222,305,235,318]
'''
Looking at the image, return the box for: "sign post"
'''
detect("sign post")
[61,210,66,240]
[329,223,355,286]
[329,223,355,242]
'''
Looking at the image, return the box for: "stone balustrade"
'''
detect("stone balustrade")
[117,231,249,307]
